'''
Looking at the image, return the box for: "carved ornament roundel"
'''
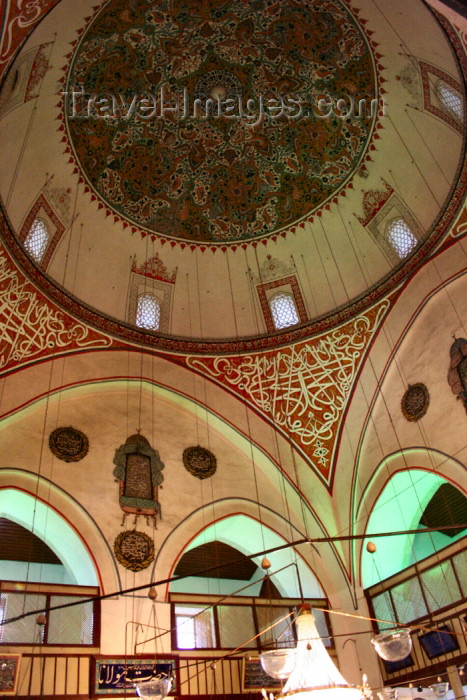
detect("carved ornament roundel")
[401,383,430,422]
[49,426,89,462]
[114,530,155,571]
[183,445,217,479]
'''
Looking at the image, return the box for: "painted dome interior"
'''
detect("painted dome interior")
[0,0,465,347]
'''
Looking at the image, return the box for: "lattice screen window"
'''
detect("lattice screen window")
[313,608,332,648]
[23,217,49,263]
[391,576,428,624]
[386,218,417,258]
[135,293,161,331]
[0,592,46,644]
[175,604,216,649]
[256,605,296,648]
[420,561,462,612]
[0,590,97,645]
[371,591,396,632]
[269,292,300,330]
[436,80,463,122]
[217,605,256,648]
[452,551,467,596]
[47,595,94,644]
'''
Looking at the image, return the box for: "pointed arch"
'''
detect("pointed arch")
[0,469,120,592]
[358,455,466,589]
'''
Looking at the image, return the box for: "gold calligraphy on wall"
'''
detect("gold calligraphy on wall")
[187,301,389,487]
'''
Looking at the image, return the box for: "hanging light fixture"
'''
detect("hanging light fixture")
[262,604,363,700]
[261,649,299,680]
[134,677,172,700]
[371,629,412,662]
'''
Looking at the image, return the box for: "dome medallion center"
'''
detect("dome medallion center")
[65,0,377,243]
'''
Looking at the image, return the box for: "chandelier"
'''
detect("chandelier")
[261,604,363,700]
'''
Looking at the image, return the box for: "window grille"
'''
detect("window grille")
[390,576,428,624]
[256,605,296,649]
[47,595,94,644]
[436,80,463,121]
[269,292,300,330]
[452,551,467,596]
[0,588,98,645]
[386,218,417,258]
[313,608,333,648]
[0,592,46,644]
[172,599,332,651]
[23,218,49,263]
[366,545,467,632]
[371,591,396,631]
[217,605,256,649]
[136,293,161,330]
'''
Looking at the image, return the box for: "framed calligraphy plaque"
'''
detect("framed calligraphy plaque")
[90,655,177,697]
[242,658,282,691]
[0,654,21,694]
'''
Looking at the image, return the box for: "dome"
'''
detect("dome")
[0,0,465,352]
[125,433,151,447]
[0,1,466,693]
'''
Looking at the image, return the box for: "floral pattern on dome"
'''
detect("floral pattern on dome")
[66,0,376,242]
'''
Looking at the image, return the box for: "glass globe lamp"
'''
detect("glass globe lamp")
[377,688,397,700]
[371,629,412,662]
[134,677,172,699]
[429,683,449,698]
[260,649,298,679]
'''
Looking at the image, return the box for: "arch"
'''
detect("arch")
[163,511,325,600]
[0,469,120,593]
[359,461,466,588]
[0,487,97,585]
[0,364,354,605]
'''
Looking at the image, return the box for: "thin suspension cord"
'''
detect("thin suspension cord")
[1,524,464,626]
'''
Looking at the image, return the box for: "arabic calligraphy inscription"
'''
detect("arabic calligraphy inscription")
[92,657,177,695]
[49,426,89,462]
[114,530,154,571]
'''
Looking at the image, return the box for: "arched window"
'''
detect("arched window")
[23,217,49,262]
[136,293,161,330]
[436,80,463,122]
[386,217,417,258]
[269,292,299,330]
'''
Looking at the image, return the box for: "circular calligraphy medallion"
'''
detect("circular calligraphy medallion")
[114,530,155,571]
[49,426,89,462]
[401,383,430,422]
[183,445,217,479]
[65,0,377,243]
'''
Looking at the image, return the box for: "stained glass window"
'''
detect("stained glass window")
[436,80,463,121]
[269,292,299,330]
[23,217,49,262]
[136,293,161,330]
[386,218,417,258]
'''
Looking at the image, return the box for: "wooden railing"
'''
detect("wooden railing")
[8,653,259,698]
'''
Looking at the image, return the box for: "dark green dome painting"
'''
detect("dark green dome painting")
[65,0,377,243]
